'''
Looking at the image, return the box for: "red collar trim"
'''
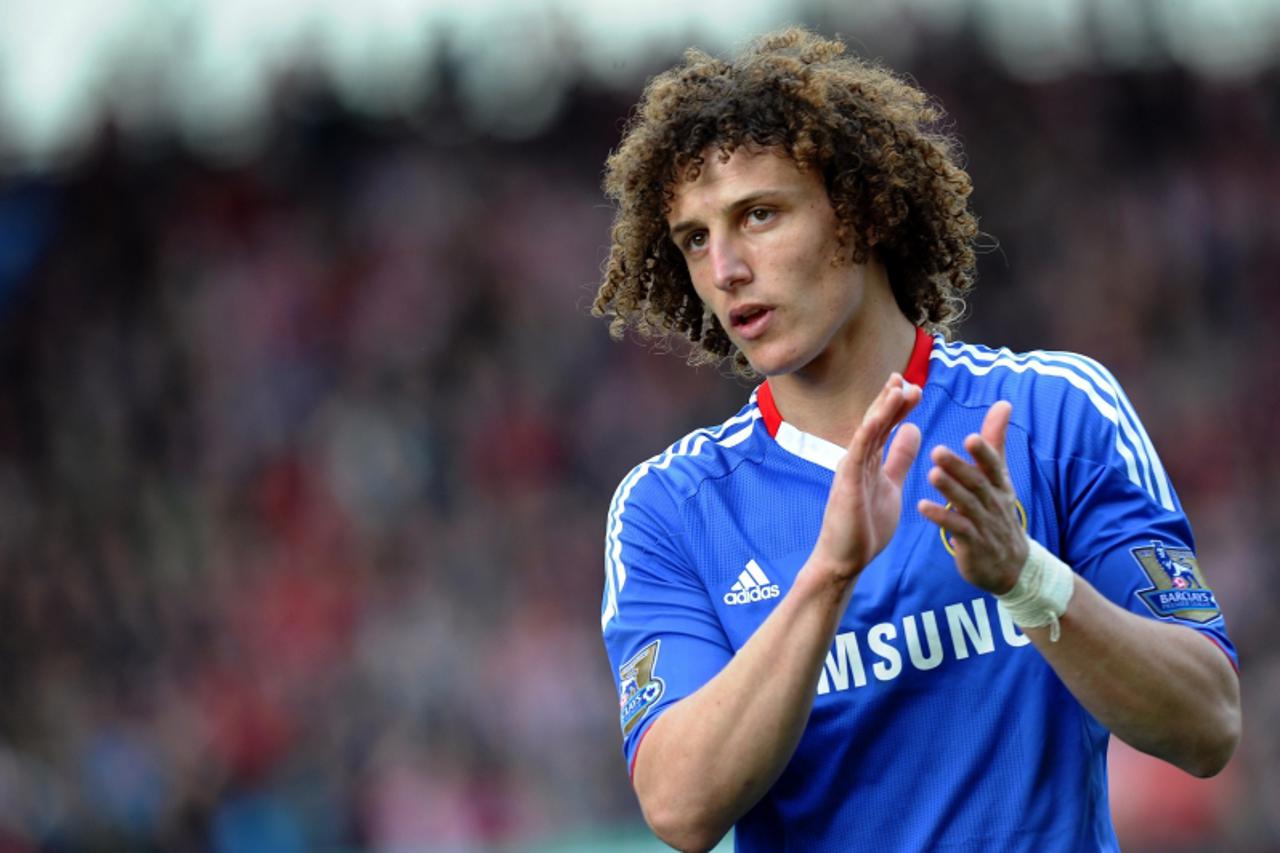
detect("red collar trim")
[757,326,933,439]
[904,325,933,387]
[757,380,783,438]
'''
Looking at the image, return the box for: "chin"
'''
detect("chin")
[743,346,809,378]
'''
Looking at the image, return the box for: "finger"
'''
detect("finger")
[927,465,986,520]
[845,373,901,453]
[898,380,923,421]
[846,403,897,476]
[873,379,922,453]
[964,433,1008,491]
[868,373,909,435]
[979,401,1012,465]
[918,499,977,539]
[930,444,993,499]
[883,422,920,487]
[849,374,909,462]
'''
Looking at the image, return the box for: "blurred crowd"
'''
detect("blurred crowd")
[0,30,1277,853]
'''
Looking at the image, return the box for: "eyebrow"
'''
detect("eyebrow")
[668,190,788,240]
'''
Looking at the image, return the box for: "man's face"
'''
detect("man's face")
[667,146,872,379]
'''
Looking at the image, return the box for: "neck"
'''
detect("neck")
[766,281,917,449]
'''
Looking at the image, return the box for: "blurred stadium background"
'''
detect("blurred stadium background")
[0,0,1277,850]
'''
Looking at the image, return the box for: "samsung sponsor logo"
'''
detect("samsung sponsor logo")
[816,596,1029,695]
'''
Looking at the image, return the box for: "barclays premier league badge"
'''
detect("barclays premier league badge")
[1131,540,1221,624]
[619,640,665,736]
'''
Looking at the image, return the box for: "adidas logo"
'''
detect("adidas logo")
[724,559,781,606]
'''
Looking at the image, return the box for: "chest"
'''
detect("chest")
[686,435,1056,651]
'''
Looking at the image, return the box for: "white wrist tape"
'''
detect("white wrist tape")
[995,537,1075,642]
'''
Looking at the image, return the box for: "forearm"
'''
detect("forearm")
[629,374,923,852]
[1024,574,1240,776]
[918,405,1241,778]
[633,562,852,851]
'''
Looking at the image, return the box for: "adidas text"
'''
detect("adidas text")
[724,584,780,605]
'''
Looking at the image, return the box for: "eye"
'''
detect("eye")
[746,207,775,225]
[684,231,708,251]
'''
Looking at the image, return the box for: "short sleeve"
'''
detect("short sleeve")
[601,466,734,773]
[1051,358,1237,670]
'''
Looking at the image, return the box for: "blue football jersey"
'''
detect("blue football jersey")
[601,329,1236,852]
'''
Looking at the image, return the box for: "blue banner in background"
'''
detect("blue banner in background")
[0,180,59,318]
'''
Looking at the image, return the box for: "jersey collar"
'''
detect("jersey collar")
[757,326,934,468]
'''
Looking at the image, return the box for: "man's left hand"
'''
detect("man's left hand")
[917,400,1028,594]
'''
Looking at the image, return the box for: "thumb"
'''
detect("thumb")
[883,422,921,487]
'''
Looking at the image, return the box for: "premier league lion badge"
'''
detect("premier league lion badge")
[618,640,665,737]
[1130,540,1221,624]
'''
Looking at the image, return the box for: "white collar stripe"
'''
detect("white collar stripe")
[774,421,846,472]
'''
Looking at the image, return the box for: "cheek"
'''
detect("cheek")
[777,221,838,281]
[688,282,720,320]
[825,274,862,318]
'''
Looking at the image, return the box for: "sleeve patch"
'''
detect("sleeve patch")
[619,640,666,736]
[1131,540,1221,624]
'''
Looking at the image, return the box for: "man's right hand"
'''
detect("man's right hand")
[632,371,922,852]
[812,372,922,582]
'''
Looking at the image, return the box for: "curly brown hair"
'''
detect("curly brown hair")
[592,27,979,372]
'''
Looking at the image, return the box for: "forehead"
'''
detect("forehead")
[667,147,817,224]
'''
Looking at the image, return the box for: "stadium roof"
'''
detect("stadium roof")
[1,0,1276,169]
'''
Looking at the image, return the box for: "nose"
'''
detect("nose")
[709,235,752,292]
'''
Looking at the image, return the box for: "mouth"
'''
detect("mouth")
[729,304,774,340]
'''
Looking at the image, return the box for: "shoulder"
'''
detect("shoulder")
[608,393,766,515]
[929,337,1121,407]
[928,336,1174,509]
[929,338,1132,438]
